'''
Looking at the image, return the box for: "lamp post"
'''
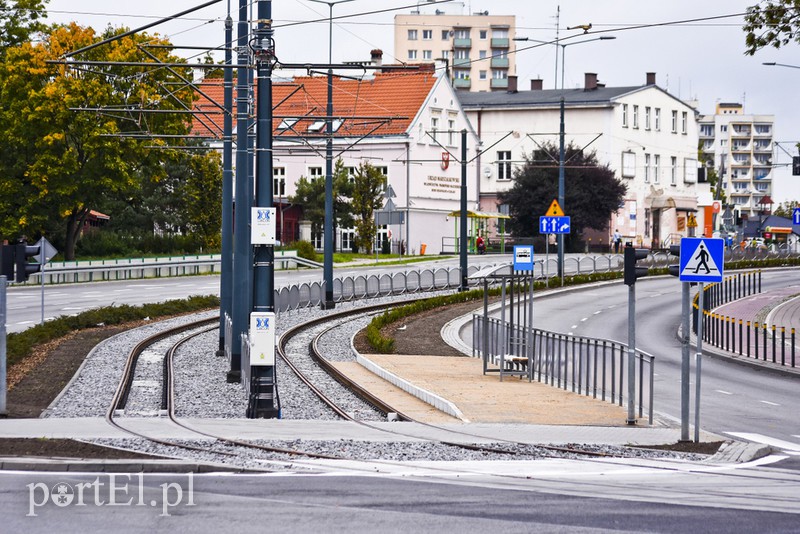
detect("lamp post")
[762,61,800,69]
[514,35,615,279]
[309,0,358,309]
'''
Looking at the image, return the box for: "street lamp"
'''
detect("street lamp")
[308,0,358,309]
[515,34,615,280]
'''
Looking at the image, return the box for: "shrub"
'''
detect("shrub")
[292,240,319,262]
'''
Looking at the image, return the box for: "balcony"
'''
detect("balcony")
[731,128,751,137]
[453,78,471,89]
[732,143,751,152]
[490,57,509,68]
[490,78,508,89]
[731,158,751,166]
[453,38,472,48]
[490,37,509,48]
[753,142,772,152]
[452,57,471,67]
[754,126,772,136]
[753,158,772,167]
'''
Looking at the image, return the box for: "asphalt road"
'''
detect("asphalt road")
[530,271,800,453]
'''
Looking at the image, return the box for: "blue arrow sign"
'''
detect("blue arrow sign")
[679,238,724,283]
[793,207,800,226]
[539,216,571,234]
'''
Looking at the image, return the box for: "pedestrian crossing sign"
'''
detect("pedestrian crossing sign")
[679,237,724,283]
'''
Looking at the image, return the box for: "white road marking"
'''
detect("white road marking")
[714,389,733,395]
[61,307,84,311]
[580,317,588,322]
[606,305,616,309]
[725,432,800,452]
[571,325,578,329]
[759,400,780,406]
[16,321,33,325]
[593,311,601,315]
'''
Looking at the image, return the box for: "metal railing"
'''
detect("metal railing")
[471,314,655,424]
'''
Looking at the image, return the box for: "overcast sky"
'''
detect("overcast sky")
[45,0,800,201]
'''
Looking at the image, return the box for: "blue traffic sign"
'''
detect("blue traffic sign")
[679,238,724,283]
[513,245,534,272]
[539,216,570,234]
[793,207,800,226]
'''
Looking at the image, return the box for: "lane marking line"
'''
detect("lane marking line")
[759,400,780,406]
[714,389,733,395]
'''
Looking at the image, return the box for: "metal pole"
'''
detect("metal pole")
[40,262,45,325]
[681,281,690,441]
[626,280,636,424]
[229,0,251,382]
[557,96,565,284]
[0,276,6,416]
[322,3,335,309]
[218,10,234,355]
[695,283,704,442]
[460,129,468,292]
[248,0,279,418]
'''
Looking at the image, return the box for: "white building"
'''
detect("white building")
[698,103,775,220]
[458,73,701,249]
[192,67,479,256]
[394,9,515,92]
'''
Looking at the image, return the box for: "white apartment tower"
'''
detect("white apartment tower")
[698,103,775,219]
[394,10,515,92]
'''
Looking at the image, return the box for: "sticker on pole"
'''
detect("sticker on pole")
[679,238,724,283]
[513,245,533,272]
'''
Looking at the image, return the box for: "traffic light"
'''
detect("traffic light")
[15,241,41,283]
[623,243,649,286]
[1,244,14,280]
[668,244,680,277]
[793,156,800,176]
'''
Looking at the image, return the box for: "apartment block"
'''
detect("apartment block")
[698,103,774,219]
[394,10,515,92]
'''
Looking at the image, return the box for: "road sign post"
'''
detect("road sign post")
[540,199,568,286]
[677,237,723,441]
[0,276,6,416]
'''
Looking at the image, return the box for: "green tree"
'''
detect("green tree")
[351,162,387,254]
[290,158,353,248]
[0,0,48,56]
[744,1,800,55]
[499,143,626,249]
[773,200,799,218]
[0,23,200,259]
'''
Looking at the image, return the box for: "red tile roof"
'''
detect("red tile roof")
[191,70,437,139]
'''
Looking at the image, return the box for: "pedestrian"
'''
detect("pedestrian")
[612,229,622,253]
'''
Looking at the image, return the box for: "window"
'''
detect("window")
[308,166,323,181]
[497,151,512,180]
[755,124,771,134]
[408,49,417,60]
[653,154,660,183]
[700,124,714,136]
[492,70,507,79]
[454,70,470,80]
[455,29,470,39]
[430,116,439,143]
[345,166,357,183]
[277,118,298,130]
[681,111,688,134]
[273,167,285,196]
[644,153,651,182]
[633,105,639,129]
[492,28,508,38]
[454,48,469,60]
[340,229,355,251]
[622,104,628,127]
[621,151,636,178]
[479,70,487,80]
[441,29,450,40]
[422,50,432,60]
[441,50,449,59]
[655,108,661,131]
[422,29,432,40]
[479,29,488,39]
[492,49,507,58]
[670,156,677,185]
[645,107,651,130]
[479,50,487,59]
[308,120,325,132]
[448,119,456,146]
[720,125,728,133]
[408,29,418,40]
[671,110,678,133]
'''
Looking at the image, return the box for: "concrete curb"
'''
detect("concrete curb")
[706,441,775,464]
[0,457,266,473]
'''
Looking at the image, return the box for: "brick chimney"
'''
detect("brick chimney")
[584,72,598,91]
[507,75,518,93]
[646,72,656,85]
[371,49,383,67]
[530,79,543,90]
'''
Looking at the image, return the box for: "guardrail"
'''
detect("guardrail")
[28,251,317,285]
[471,314,655,424]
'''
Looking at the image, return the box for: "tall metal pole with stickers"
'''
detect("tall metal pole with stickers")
[247,0,279,418]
